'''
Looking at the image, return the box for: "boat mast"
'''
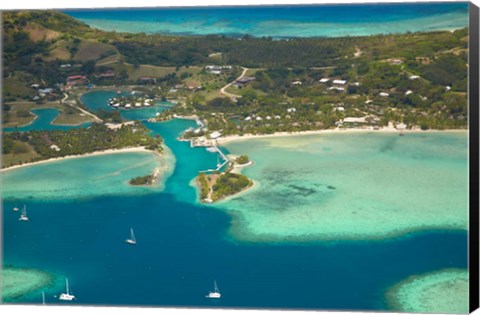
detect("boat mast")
[66,278,70,295]
[214,280,219,293]
[131,228,136,242]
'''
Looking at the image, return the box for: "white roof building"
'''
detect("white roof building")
[244,116,252,121]
[292,81,302,85]
[405,90,413,95]
[287,107,296,113]
[379,92,390,97]
[343,117,367,123]
[210,131,222,139]
[333,79,347,85]
[409,75,421,80]
[328,87,345,91]
[319,78,330,83]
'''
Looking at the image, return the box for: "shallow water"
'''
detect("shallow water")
[220,132,468,241]
[3,108,91,132]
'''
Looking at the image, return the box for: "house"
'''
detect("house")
[292,81,302,85]
[365,100,374,104]
[332,79,347,85]
[445,86,452,91]
[95,70,116,78]
[388,58,403,65]
[319,78,330,83]
[236,76,256,85]
[343,117,367,124]
[256,116,263,121]
[210,131,222,139]
[405,90,413,95]
[287,107,296,113]
[50,144,61,151]
[328,86,345,91]
[66,75,87,86]
[30,84,40,89]
[334,107,345,112]
[244,116,252,121]
[379,92,390,97]
[409,75,420,80]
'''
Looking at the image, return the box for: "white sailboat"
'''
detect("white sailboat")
[125,228,136,245]
[59,278,75,301]
[19,205,29,221]
[205,280,221,299]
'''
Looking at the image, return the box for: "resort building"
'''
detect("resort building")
[333,79,347,85]
[210,131,222,139]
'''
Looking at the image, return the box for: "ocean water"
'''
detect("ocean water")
[1,120,468,311]
[2,108,91,132]
[80,90,174,121]
[64,2,469,38]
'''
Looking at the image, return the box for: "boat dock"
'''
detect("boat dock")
[199,145,229,173]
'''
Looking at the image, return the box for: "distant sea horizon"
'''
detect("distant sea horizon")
[64,2,469,38]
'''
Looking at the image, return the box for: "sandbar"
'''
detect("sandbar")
[1,267,54,302]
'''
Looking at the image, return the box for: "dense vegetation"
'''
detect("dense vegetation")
[211,172,252,201]
[129,175,154,186]
[236,155,250,165]
[2,122,163,167]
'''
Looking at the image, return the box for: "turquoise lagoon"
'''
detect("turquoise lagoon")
[2,108,91,132]
[1,119,469,311]
[219,131,468,242]
[80,90,174,121]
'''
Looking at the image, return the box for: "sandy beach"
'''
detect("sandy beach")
[1,147,153,173]
[216,126,467,145]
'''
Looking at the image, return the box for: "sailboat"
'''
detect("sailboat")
[125,228,136,245]
[59,278,75,301]
[19,205,29,221]
[205,280,221,299]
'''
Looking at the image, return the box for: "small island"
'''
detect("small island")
[129,167,163,186]
[130,174,154,186]
[197,170,253,203]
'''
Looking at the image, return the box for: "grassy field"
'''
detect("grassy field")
[3,75,36,99]
[42,39,72,61]
[74,39,118,62]
[2,141,40,168]
[24,22,60,42]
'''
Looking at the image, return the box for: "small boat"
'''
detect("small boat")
[125,228,136,245]
[19,205,29,221]
[13,206,19,211]
[206,147,217,153]
[205,280,221,299]
[59,278,75,301]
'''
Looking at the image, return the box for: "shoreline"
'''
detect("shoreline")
[1,147,154,173]
[216,127,468,145]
